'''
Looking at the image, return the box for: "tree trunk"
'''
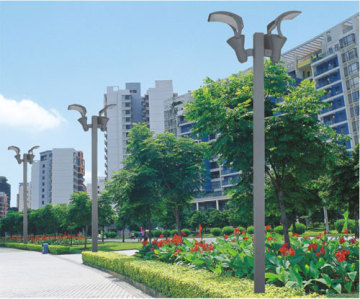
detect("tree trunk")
[174,206,181,236]
[278,190,291,246]
[102,226,105,243]
[292,210,297,234]
[355,214,359,239]
[122,227,125,243]
[84,225,88,249]
[70,231,73,246]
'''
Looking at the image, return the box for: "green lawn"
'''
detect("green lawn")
[68,241,142,253]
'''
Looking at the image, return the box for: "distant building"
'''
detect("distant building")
[18,183,30,212]
[87,177,106,199]
[0,192,8,218]
[0,176,11,212]
[30,148,86,209]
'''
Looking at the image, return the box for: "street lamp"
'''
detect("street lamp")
[208,10,301,293]
[68,103,116,252]
[8,145,39,244]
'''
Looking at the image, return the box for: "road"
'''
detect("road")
[0,248,149,298]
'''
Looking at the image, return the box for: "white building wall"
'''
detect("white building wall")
[148,80,174,134]
[51,148,76,205]
[30,161,40,210]
[87,177,106,199]
[104,86,132,179]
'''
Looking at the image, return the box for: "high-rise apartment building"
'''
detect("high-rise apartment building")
[104,81,175,180]
[164,93,239,211]
[0,192,8,218]
[0,176,11,212]
[282,13,359,148]
[87,177,106,199]
[30,148,85,209]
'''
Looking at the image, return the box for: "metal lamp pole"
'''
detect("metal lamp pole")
[208,10,301,293]
[8,146,39,244]
[68,104,115,252]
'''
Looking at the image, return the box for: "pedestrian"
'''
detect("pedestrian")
[143,230,149,242]
[138,231,142,242]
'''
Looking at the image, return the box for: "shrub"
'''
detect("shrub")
[335,219,356,234]
[221,226,234,236]
[274,225,284,234]
[170,229,178,236]
[49,245,71,254]
[289,223,307,234]
[82,252,304,298]
[152,230,162,238]
[181,229,190,236]
[104,232,117,238]
[210,227,221,236]
[163,230,170,237]
[247,226,254,234]
[238,226,246,232]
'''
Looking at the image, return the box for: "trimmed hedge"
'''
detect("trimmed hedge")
[274,225,284,234]
[0,242,71,254]
[221,226,234,235]
[210,227,221,236]
[289,223,307,234]
[181,228,190,236]
[335,219,356,234]
[82,252,309,298]
[247,226,254,234]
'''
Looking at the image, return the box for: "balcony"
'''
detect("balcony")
[316,71,341,89]
[314,58,339,77]
[320,96,345,114]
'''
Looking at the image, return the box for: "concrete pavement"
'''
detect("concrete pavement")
[0,248,150,298]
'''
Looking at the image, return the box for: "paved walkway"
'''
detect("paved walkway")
[0,248,150,298]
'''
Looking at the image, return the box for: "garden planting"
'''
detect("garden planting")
[137,226,359,296]
[0,233,85,245]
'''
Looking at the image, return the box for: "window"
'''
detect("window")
[42,182,44,186]
[42,201,44,205]
[126,125,131,130]
[125,117,131,122]
[124,95,131,99]
[340,33,355,48]
[42,164,45,168]
[326,32,332,42]
[42,195,44,198]
[328,47,333,54]
[125,102,131,107]
[130,90,137,93]
[125,110,130,114]
[335,44,339,51]
[346,77,359,90]
[348,62,359,76]
[350,91,359,102]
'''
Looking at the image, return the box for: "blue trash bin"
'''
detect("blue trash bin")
[42,243,49,254]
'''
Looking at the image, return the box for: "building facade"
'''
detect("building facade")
[104,81,175,180]
[87,177,106,199]
[0,192,8,218]
[30,148,85,209]
[282,13,359,149]
[0,176,11,212]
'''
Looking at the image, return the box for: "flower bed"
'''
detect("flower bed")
[1,233,85,245]
[82,251,311,298]
[137,227,359,295]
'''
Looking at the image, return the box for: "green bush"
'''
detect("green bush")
[104,232,117,238]
[163,230,170,237]
[152,230,162,238]
[221,226,234,236]
[274,225,283,234]
[210,227,221,236]
[82,252,305,298]
[238,226,246,232]
[181,229,190,236]
[247,226,254,234]
[49,245,71,254]
[289,223,307,234]
[170,229,178,236]
[335,219,356,233]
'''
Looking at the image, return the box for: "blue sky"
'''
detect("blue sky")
[0,1,358,207]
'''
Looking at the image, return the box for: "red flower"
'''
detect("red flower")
[224,234,228,240]
[242,230,247,234]
[350,238,356,244]
[316,252,321,257]
[176,249,181,253]
[344,228,348,234]
[199,224,202,234]
[304,236,309,240]
[267,248,270,251]
[234,228,240,235]
[289,248,295,256]
[159,234,164,238]
[265,225,271,230]
[341,248,350,256]
[267,236,273,241]
[308,243,317,251]
[232,240,236,243]
[291,233,299,238]
[316,233,322,239]
[243,236,248,241]
[181,231,186,236]
[339,237,346,244]
[151,248,154,251]
[141,240,148,246]
[335,250,346,262]
[324,230,327,235]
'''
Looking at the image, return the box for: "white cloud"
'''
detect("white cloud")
[0,94,65,131]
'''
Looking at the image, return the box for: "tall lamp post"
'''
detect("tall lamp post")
[208,10,301,293]
[8,145,39,244]
[68,104,115,252]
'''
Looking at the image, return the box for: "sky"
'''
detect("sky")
[0,1,358,207]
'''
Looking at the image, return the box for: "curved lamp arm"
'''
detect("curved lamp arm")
[28,145,39,155]
[68,104,89,131]
[99,104,116,117]
[208,11,244,37]
[267,11,301,37]
[8,146,22,164]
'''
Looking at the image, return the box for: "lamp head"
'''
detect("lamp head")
[8,146,22,164]
[208,11,248,63]
[99,104,116,117]
[28,146,39,156]
[267,10,301,37]
[68,104,89,131]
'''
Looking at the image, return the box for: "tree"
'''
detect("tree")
[98,190,115,243]
[322,144,359,237]
[186,61,344,245]
[52,204,69,234]
[0,211,22,236]
[68,192,91,248]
